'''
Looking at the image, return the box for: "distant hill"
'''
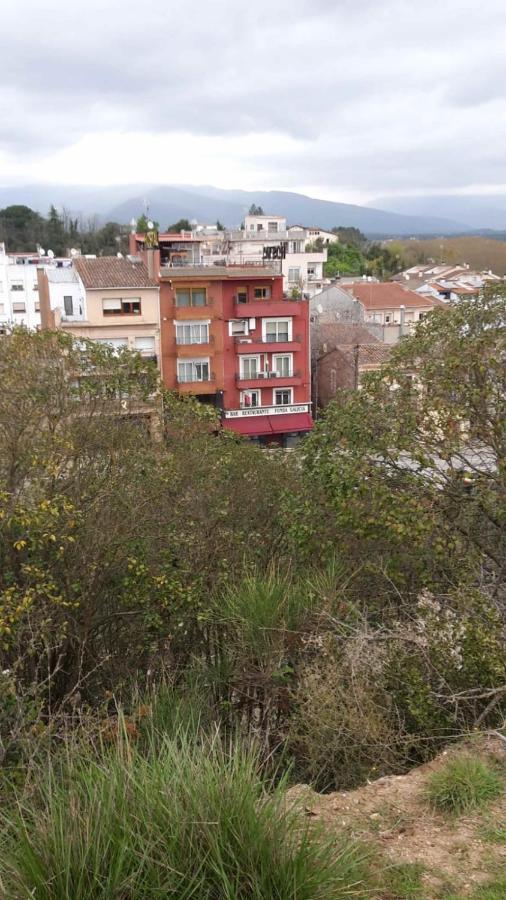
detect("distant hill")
[0,183,469,237]
[391,235,506,276]
[373,194,506,232]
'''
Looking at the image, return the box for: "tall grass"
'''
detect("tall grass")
[425,753,503,816]
[0,723,372,899]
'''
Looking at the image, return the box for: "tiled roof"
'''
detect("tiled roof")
[74,257,158,290]
[357,344,391,366]
[344,282,443,309]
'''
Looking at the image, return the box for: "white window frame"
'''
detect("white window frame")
[288,267,300,282]
[262,318,292,343]
[11,301,26,313]
[228,319,249,337]
[177,357,210,383]
[93,337,128,354]
[134,336,156,354]
[239,355,261,379]
[240,389,262,408]
[273,353,293,377]
[175,320,210,345]
[273,387,293,406]
[253,286,271,299]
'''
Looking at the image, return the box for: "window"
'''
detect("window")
[288,268,300,282]
[418,311,426,320]
[268,221,278,232]
[273,354,292,377]
[254,286,271,299]
[176,321,210,344]
[102,298,141,315]
[240,390,261,408]
[229,319,248,337]
[10,282,23,291]
[177,358,210,382]
[263,318,292,343]
[134,336,156,355]
[175,288,207,307]
[12,302,26,313]
[384,313,392,324]
[307,264,316,276]
[236,289,248,303]
[274,388,293,406]
[240,356,260,379]
[63,296,73,316]
[33,284,39,291]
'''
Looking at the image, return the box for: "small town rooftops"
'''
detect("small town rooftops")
[345,282,445,309]
[74,257,158,290]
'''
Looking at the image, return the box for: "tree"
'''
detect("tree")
[136,214,160,233]
[0,205,46,252]
[248,204,264,216]
[46,205,67,256]
[302,287,506,582]
[216,220,225,231]
[167,219,192,233]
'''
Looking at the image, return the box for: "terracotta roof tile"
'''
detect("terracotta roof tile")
[74,257,158,290]
[344,282,442,309]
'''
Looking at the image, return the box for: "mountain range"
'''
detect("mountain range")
[2,183,506,236]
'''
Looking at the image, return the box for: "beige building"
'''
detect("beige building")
[39,257,161,369]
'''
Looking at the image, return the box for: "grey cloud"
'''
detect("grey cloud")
[1,0,506,195]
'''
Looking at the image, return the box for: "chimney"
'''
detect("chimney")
[399,304,405,337]
[37,268,55,329]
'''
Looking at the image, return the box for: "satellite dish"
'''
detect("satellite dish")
[39,248,46,256]
[147,220,154,230]
[47,249,55,259]
[70,248,78,257]
[117,252,123,258]
[190,218,198,227]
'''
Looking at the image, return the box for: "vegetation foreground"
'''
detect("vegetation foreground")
[0,288,505,896]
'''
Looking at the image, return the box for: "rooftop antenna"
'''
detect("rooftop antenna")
[130,217,136,233]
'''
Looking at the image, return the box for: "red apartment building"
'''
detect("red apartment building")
[158,265,313,446]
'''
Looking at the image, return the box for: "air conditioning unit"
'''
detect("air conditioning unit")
[238,338,252,344]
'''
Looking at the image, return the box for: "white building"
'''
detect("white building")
[0,243,77,331]
[223,216,327,298]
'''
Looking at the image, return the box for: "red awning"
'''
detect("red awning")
[223,416,274,436]
[269,413,313,434]
[223,413,313,437]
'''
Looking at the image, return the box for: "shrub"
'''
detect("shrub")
[425,754,503,816]
[0,725,373,899]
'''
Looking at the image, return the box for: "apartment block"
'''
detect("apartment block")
[159,265,313,447]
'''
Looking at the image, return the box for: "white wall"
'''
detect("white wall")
[0,256,42,329]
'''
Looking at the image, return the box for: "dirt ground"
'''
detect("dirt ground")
[286,733,506,897]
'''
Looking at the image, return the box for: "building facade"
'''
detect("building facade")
[39,257,161,366]
[130,215,327,299]
[0,243,74,331]
[158,265,313,447]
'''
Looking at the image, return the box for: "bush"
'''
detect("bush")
[425,754,503,816]
[0,725,373,899]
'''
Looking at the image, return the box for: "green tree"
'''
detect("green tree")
[0,205,45,252]
[301,287,506,582]
[248,204,264,215]
[167,218,192,232]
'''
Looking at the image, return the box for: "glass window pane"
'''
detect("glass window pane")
[192,289,206,307]
[176,290,190,307]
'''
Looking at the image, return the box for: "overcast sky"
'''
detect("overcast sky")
[1,0,506,203]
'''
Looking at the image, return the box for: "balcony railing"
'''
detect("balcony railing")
[236,369,300,382]
[177,372,216,384]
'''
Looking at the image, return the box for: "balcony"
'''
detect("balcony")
[236,370,302,389]
[233,298,304,318]
[234,335,303,353]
